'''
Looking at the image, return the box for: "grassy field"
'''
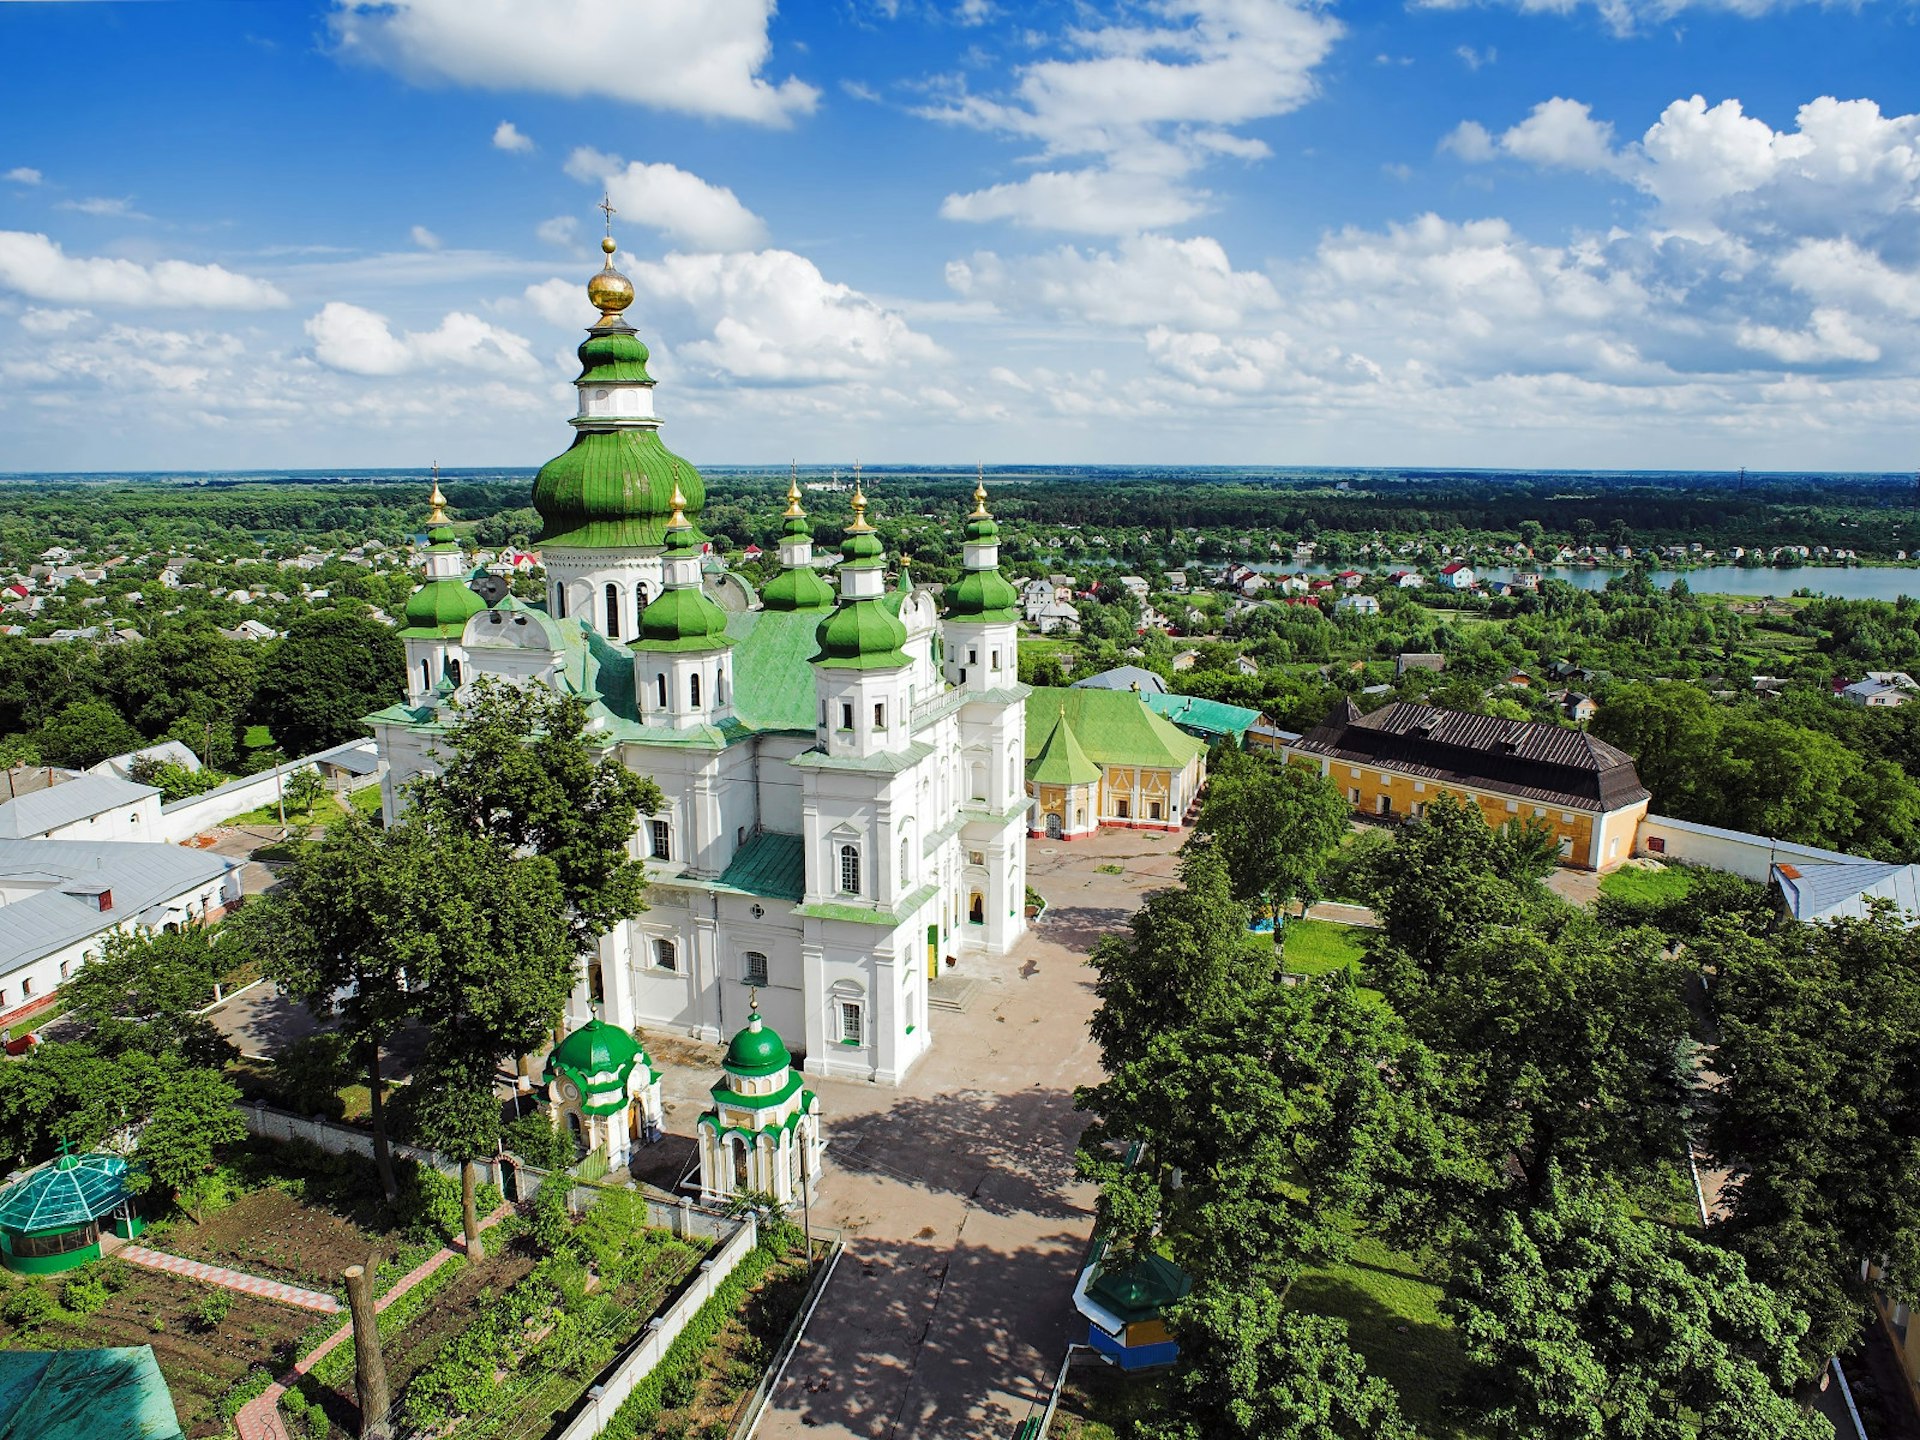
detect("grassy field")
[1281,918,1367,976]
[1598,864,1697,907]
[220,783,381,830]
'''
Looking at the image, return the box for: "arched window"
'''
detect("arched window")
[690,672,702,708]
[656,672,668,709]
[839,844,860,895]
[743,951,769,987]
[421,658,432,693]
[899,837,910,888]
[587,961,604,1005]
[636,582,650,609]
[605,582,620,638]
[447,658,462,686]
[554,584,568,619]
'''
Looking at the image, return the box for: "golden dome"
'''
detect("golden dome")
[588,258,635,322]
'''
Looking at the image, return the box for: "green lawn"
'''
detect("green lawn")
[1598,864,1696,907]
[1291,1235,1474,1438]
[242,724,274,750]
[1281,918,1368,977]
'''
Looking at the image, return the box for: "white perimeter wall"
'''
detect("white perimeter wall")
[1632,813,1858,882]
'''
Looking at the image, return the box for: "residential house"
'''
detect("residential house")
[1334,594,1380,617]
[1438,561,1476,591]
[0,775,163,843]
[1396,652,1446,678]
[1565,694,1599,723]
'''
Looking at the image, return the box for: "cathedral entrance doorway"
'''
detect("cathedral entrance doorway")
[1045,812,1062,839]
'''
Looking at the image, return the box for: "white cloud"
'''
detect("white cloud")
[410,225,442,250]
[492,120,535,153]
[940,167,1203,235]
[306,302,540,376]
[1775,238,1920,318]
[947,234,1279,329]
[1738,308,1881,364]
[329,0,818,126]
[1456,45,1496,70]
[926,0,1341,235]
[1411,0,1858,40]
[602,250,943,383]
[564,150,769,253]
[1500,98,1622,172]
[1439,121,1496,163]
[17,308,91,336]
[58,196,150,219]
[3,168,41,186]
[537,215,579,250]
[0,232,289,309]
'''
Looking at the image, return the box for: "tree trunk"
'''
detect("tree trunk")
[461,1160,483,1260]
[365,1039,398,1203]
[344,1261,392,1440]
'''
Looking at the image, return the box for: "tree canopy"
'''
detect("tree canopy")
[250,609,405,757]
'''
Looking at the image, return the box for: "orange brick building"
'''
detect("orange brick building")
[1287,700,1651,871]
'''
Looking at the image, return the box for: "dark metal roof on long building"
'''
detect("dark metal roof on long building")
[1290,700,1650,814]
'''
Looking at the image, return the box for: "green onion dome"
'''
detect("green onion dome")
[544,1018,650,1116]
[841,527,886,565]
[814,599,910,668]
[401,576,486,638]
[943,566,1019,621]
[577,328,652,383]
[533,428,705,550]
[636,586,732,649]
[964,513,1001,542]
[427,523,458,545]
[763,563,836,612]
[723,1012,792,1078]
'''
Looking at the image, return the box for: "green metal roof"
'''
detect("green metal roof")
[1028,709,1102,786]
[944,566,1018,621]
[1023,687,1206,772]
[635,584,733,653]
[577,328,654,383]
[0,1151,129,1234]
[533,427,704,549]
[722,1013,792,1078]
[717,831,806,902]
[1085,1249,1192,1326]
[0,1348,183,1440]
[726,607,827,733]
[813,599,910,669]
[399,574,485,638]
[761,560,836,612]
[544,1018,654,1114]
[1143,692,1263,743]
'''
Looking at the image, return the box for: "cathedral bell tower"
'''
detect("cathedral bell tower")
[397,472,484,702]
[631,480,735,731]
[940,475,1020,692]
[811,478,913,759]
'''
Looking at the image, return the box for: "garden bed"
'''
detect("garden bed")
[158,1187,397,1298]
[0,1260,313,1439]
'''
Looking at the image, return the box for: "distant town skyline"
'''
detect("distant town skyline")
[1,0,1917,473]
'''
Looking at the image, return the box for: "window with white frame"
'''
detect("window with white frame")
[651,819,671,860]
[653,938,678,972]
[839,844,861,894]
[899,837,910,886]
[743,951,769,987]
[839,1000,864,1045]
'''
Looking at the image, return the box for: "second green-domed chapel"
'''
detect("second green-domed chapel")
[371,222,1029,1085]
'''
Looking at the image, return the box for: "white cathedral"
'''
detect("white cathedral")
[369,228,1029,1086]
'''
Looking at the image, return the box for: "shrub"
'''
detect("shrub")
[271,1033,353,1121]
[2,1283,53,1329]
[218,1368,274,1424]
[401,1166,464,1245]
[61,1271,110,1316]
[194,1289,235,1331]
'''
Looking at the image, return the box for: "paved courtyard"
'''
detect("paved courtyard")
[723,827,1182,1440]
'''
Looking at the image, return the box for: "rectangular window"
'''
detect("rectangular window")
[1557,837,1574,859]
[840,702,854,730]
[1647,836,1667,854]
[743,951,769,987]
[1117,799,1131,819]
[1348,787,1361,804]
[839,1001,864,1045]
[1149,801,1163,821]
[1505,800,1519,813]
[1376,794,1391,816]
[874,701,885,729]
[20,979,31,998]
[990,650,1001,670]
[651,820,671,860]
[653,939,678,972]
[968,648,978,665]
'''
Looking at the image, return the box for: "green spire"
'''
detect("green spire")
[944,476,1017,621]
[400,474,485,638]
[812,475,909,668]
[722,1008,792,1078]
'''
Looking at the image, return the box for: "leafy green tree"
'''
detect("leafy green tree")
[250,610,404,757]
[411,678,660,951]
[1085,846,1251,1075]
[1698,903,1920,1358]
[135,1063,247,1221]
[1447,1180,1823,1440]
[1148,1287,1415,1440]
[60,927,238,1067]
[1189,746,1349,925]
[0,1042,144,1168]
[283,766,325,818]
[35,698,141,768]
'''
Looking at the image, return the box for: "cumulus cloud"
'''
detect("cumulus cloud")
[306,302,540,376]
[17,308,92,336]
[1411,0,1859,40]
[1443,98,1626,173]
[0,232,288,309]
[492,120,535,153]
[930,0,1341,235]
[537,215,579,250]
[329,0,818,126]
[3,168,41,186]
[410,225,442,250]
[564,150,769,253]
[589,249,943,383]
[947,234,1279,329]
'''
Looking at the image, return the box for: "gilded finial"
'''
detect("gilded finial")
[784,466,805,519]
[668,465,689,528]
[586,192,635,321]
[748,987,760,1016]
[849,466,872,533]
[426,463,451,526]
[971,463,990,519]
[598,193,618,262]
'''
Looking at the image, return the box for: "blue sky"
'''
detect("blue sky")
[2,0,1917,472]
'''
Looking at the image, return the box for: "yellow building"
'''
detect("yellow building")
[1287,699,1650,871]
[1024,687,1208,838]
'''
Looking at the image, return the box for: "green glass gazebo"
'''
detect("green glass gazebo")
[0,1147,142,1275]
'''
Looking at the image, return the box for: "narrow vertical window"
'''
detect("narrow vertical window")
[874,701,885,729]
[605,582,620,638]
[840,702,854,730]
[554,584,568,619]
[651,819,671,860]
[839,844,860,895]
[839,1001,864,1045]
[421,658,432,692]
[690,672,702,708]
[656,672,668,709]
